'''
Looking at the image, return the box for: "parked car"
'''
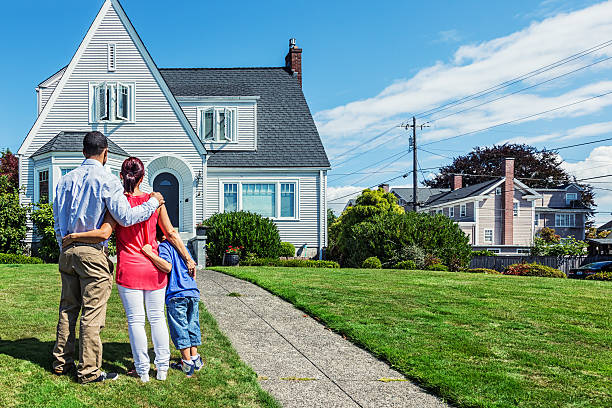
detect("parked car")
[568,261,612,279]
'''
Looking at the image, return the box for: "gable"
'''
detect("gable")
[19,0,204,158]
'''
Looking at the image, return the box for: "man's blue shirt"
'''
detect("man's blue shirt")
[158,241,200,304]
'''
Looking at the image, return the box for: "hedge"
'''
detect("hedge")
[240,258,340,269]
[394,260,417,270]
[504,263,566,278]
[585,272,612,281]
[467,268,502,275]
[279,242,296,258]
[426,264,449,272]
[0,253,44,264]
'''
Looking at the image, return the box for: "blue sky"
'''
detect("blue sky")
[2,0,612,223]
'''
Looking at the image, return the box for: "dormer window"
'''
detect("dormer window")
[566,192,578,206]
[90,82,134,123]
[199,107,236,143]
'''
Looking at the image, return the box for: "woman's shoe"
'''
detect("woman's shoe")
[156,370,168,381]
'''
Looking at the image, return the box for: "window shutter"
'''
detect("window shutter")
[224,108,233,141]
[202,108,214,140]
[96,83,108,121]
[116,83,129,120]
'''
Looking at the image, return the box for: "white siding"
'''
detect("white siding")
[206,170,323,255]
[20,3,202,237]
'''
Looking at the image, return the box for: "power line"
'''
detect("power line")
[329,149,409,182]
[329,126,398,162]
[550,136,612,151]
[331,132,405,169]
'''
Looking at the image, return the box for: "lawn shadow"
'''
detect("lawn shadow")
[0,337,133,376]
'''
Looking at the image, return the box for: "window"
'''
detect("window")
[460,204,467,217]
[242,184,276,217]
[437,209,443,214]
[91,82,134,122]
[449,207,454,218]
[61,168,75,177]
[484,229,493,243]
[495,187,502,195]
[224,183,238,212]
[108,43,117,71]
[517,249,531,254]
[513,202,519,217]
[534,213,539,227]
[555,213,576,227]
[38,170,49,204]
[566,192,578,206]
[280,183,295,218]
[200,107,236,142]
[487,248,501,254]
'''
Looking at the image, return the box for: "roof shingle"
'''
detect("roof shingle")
[31,131,130,157]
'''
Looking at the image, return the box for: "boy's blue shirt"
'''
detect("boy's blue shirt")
[158,241,200,304]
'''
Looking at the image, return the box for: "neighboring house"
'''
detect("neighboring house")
[418,158,590,254]
[391,187,449,211]
[17,0,330,258]
[596,220,612,233]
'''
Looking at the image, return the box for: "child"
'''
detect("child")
[142,227,203,377]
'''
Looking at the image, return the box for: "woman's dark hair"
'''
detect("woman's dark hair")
[121,157,145,194]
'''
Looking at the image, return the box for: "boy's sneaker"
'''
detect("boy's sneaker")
[192,355,204,371]
[84,372,119,384]
[171,360,195,378]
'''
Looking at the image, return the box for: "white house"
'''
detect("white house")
[17,0,330,258]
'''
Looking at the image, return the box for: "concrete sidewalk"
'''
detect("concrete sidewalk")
[197,269,449,408]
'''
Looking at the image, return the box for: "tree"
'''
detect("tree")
[0,149,18,193]
[423,144,595,210]
[0,175,27,254]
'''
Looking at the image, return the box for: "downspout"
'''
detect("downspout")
[319,169,324,260]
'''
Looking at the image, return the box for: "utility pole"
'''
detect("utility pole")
[400,117,429,212]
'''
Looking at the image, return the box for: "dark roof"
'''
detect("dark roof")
[588,237,612,245]
[598,220,612,231]
[392,188,450,204]
[425,178,501,205]
[159,68,329,168]
[31,131,130,157]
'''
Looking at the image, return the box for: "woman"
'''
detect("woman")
[63,157,196,382]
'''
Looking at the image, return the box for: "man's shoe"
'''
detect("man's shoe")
[53,363,76,376]
[85,372,119,384]
[192,355,204,371]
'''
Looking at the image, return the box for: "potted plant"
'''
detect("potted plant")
[223,246,242,266]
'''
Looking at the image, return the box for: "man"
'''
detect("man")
[52,131,164,384]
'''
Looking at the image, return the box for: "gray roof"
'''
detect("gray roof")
[588,237,612,245]
[392,188,450,204]
[159,67,330,168]
[31,131,130,157]
[598,220,612,231]
[425,178,501,206]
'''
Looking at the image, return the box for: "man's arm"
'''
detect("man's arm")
[53,184,62,249]
[103,175,164,227]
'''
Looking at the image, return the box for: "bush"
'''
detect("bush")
[504,263,566,278]
[30,203,59,263]
[585,272,612,281]
[205,211,282,265]
[280,242,296,258]
[467,268,501,275]
[395,260,417,270]
[471,250,497,257]
[0,175,27,255]
[362,257,382,269]
[388,245,425,269]
[240,258,340,268]
[426,264,449,271]
[0,253,43,264]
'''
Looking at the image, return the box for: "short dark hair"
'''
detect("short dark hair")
[83,131,108,157]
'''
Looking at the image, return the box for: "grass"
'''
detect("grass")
[0,264,279,408]
[212,266,612,408]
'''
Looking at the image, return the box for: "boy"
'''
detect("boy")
[143,227,203,377]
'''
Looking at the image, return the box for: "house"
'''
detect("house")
[418,158,590,254]
[391,187,450,211]
[17,0,330,258]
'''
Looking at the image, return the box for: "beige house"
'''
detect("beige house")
[419,158,590,254]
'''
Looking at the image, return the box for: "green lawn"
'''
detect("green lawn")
[0,264,279,408]
[212,266,612,408]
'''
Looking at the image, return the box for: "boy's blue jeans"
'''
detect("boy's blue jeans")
[166,297,201,350]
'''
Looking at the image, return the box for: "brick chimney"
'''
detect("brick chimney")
[503,158,515,245]
[451,174,463,191]
[379,184,389,193]
[285,38,302,87]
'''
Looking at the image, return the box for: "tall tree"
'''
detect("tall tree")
[423,144,594,210]
[0,149,18,193]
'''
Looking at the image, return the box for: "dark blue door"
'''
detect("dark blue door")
[154,172,179,228]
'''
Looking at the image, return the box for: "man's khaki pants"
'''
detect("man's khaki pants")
[52,245,113,383]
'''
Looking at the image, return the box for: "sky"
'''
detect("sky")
[1,0,612,224]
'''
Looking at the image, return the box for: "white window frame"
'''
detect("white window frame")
[534,213,539,227]
[449,206,454,218]
[555,213,576,227]
[107,43,117,72]
[495,187,502,195]
[35,168,50,204]
[513,201,519,217]
[484,228,493,243]
[566,192,578,206]
[89,81,135,123]
[460,204,467,218]
[197,107,238,143]
[219,180,299,220]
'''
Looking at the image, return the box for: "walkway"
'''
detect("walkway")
[197,270,449,408]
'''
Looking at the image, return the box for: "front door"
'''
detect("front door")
[153,172,180,229]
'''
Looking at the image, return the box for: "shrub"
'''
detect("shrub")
[471,250,497,257]
[585,272,612,281]
[424,254,442,267]
[426,264,449,271]
[205,211,282,265]
[467,268,502,275]
[240,258,340,268]
[0,253,43,264]
[362,257,382,269]
[504,263,566,278]
[395,260,417,270]
[0,176,27,255]
[30,203,59,263]
[389,245,425,269]
[280,242,296,258]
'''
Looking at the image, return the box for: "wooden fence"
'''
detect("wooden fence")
[469,255,612,274]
